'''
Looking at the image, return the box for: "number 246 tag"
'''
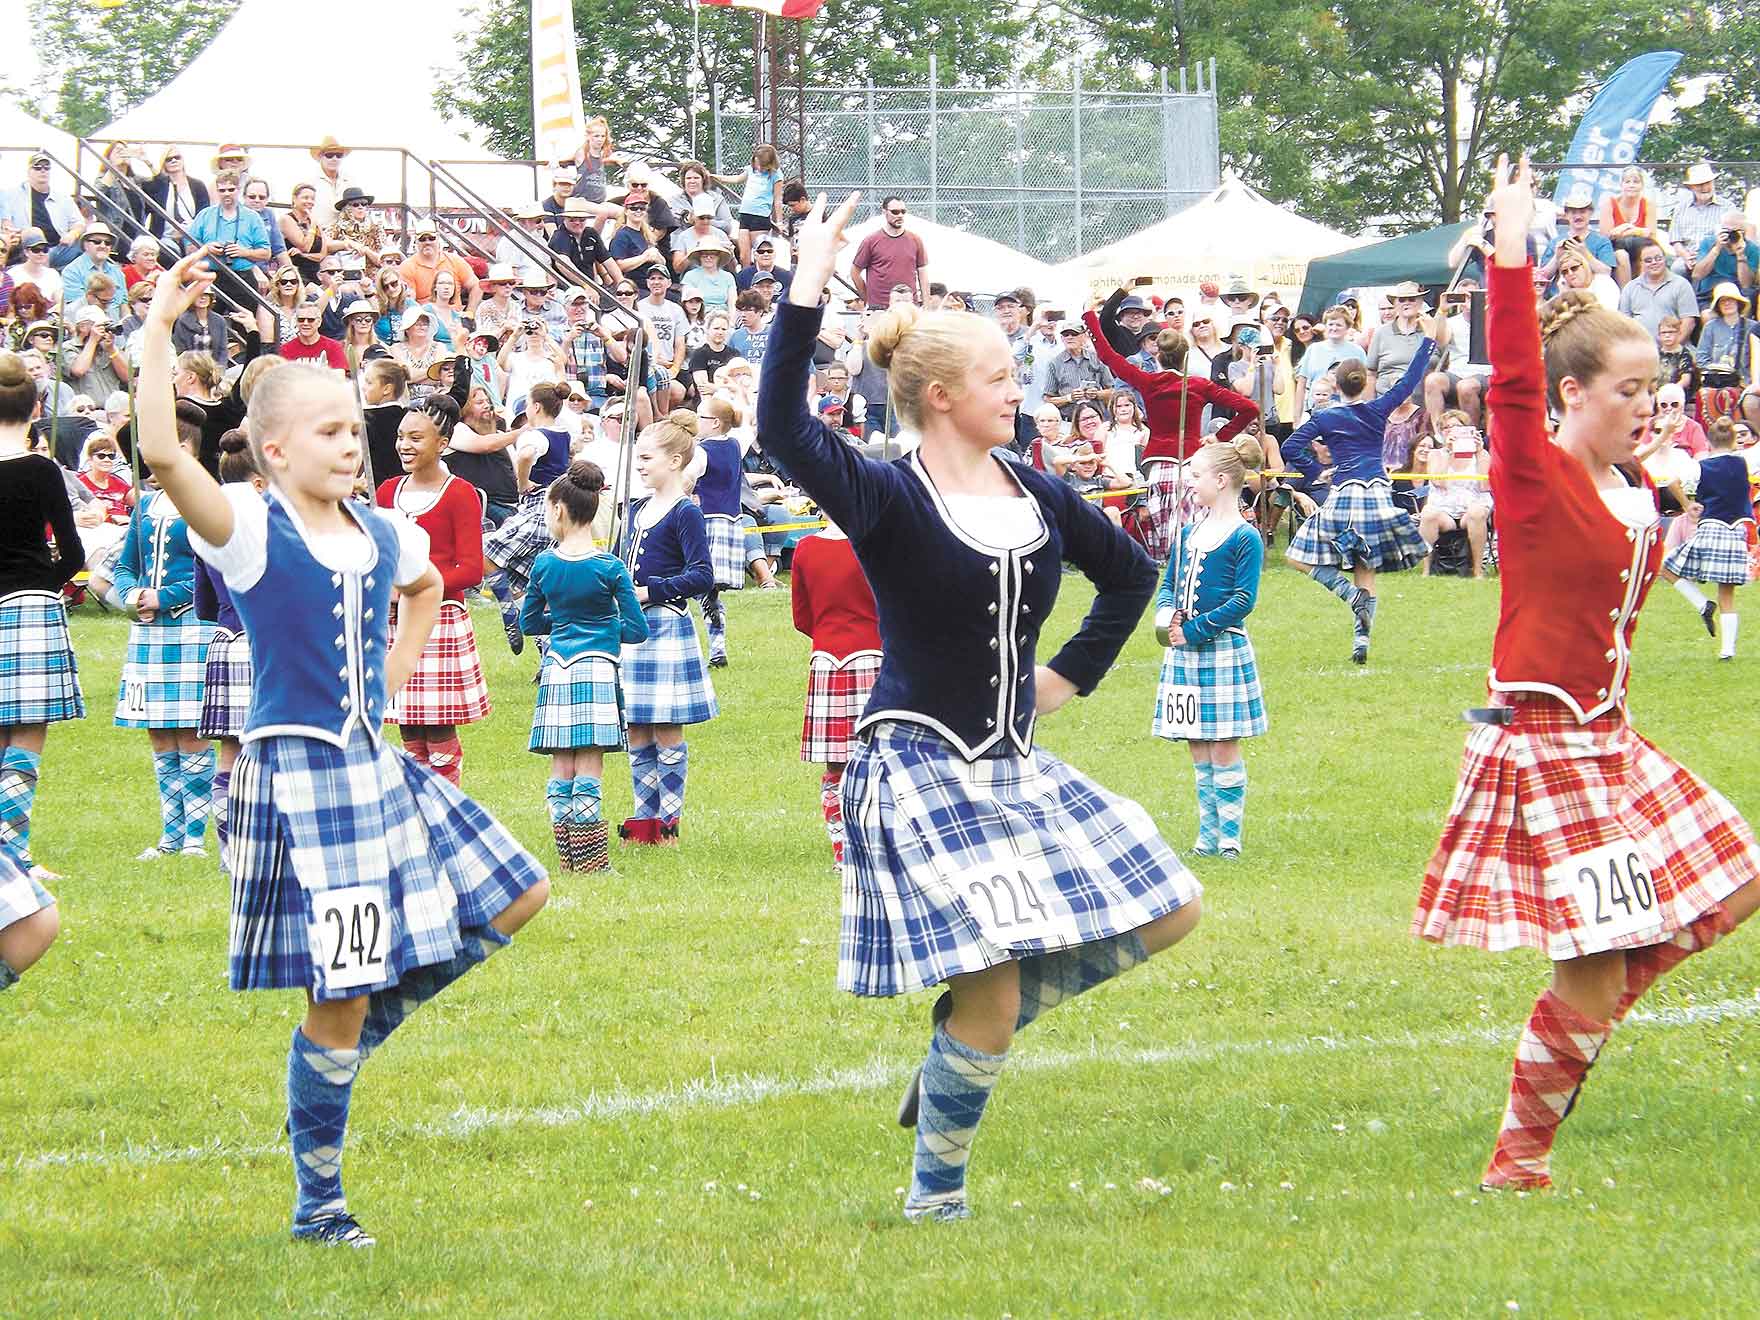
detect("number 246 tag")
[1544,840,1663,944]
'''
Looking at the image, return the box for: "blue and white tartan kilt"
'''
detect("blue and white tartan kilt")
[1152,630,1268,742]
[530,652,626,752]
[1288,479,1429,571]
[1664,518,1752,586]
[226,726,546,1000]
[197,627,253,740]
[837,720,1202,997]
[0,590,85,726]
[0,848,54,932]
[484,497,552,584]
[704,514,753,590]
[621,605,718,726]
[115,612,214,729]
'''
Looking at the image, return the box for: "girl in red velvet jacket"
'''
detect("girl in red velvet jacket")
[1412,156,1760,1192]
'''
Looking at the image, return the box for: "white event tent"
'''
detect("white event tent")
[1060,172,1366,306]
[94,0,535,213]
[0,100,79,178]
[836,213,1083,309]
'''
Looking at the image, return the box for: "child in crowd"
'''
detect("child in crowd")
[1655,315,1698,406]
[193,431,267,858]
[620,412,718,844]
[521,461,648,872]
[789,520,882,867]
[1663,416,1752,659]
[112,401,215,859]
[377,395,491,785]
[135,248,548,1248]
[1152,437,1269,857]
[733,144,782,266]
[487,382,575,654]
[694,397,765,667]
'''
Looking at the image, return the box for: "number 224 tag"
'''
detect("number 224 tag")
[947,854,1073,949]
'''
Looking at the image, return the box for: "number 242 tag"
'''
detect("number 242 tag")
[312,884,389,992]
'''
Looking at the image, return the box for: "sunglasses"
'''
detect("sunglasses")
[416,234,438,241]
[25,244,47,254]
[616,287,636,296]
[322,151,345,159]
[886,209,906,217]
[296,316,319,323]
[92,450,117,459]
[163,155,182,164]
[278,278,299,286]
[1560,264,1585,276]
[87,239,112,247]
[1658,401,1684,410]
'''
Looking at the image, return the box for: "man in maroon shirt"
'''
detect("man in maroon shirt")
[850,196,926,309]
[278,305,348,371]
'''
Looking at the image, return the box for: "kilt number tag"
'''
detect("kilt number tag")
[1545,840,1663,943]
[1160,684,1202,738]
[952,853,1074,949]
[120,678,149,721]
[313,885,389,991]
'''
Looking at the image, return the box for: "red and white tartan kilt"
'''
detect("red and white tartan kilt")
[384,599,492,727]
[1139,459,1200,563]
[1413,694,1760,959]
[800,650,881,763]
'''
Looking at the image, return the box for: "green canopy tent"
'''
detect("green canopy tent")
[1297,221,1475,316]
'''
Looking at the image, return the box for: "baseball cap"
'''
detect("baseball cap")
[691,195,717,218]
[992,290,1021,306]
[816,395,846,415]
[1118,296,1150,314]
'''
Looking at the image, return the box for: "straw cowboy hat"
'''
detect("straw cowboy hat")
[685,231,735,268]
[211,143,251,172]
[310,136,352,160]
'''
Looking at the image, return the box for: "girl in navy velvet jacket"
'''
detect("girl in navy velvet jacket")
[1151,436,1269,858]
[1662,417,1752,658]
[133,249,548,1250]
[760,195,1203,1224]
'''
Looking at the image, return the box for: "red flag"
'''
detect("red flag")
[699,0,825,16]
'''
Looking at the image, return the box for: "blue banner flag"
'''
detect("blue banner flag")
[1553,51,1683,207]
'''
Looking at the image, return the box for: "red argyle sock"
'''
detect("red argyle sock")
[1613,903,1736,1023]
[1482,989,1610,1190]
[427,733,463,786]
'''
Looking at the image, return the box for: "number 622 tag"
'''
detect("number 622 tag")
[942,853,1076,950]
[311,884,390,992]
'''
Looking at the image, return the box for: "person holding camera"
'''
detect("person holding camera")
[1690,211,1757,310]
[1043,320,1114,420]
[187,171,274,342]
[63,305,131,402]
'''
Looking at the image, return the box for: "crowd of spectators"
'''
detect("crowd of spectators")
[1,130,1756,579]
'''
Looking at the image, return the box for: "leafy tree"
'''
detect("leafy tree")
[27,0,242,137]
[1643,4,1760,169]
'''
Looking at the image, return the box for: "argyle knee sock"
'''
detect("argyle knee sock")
[1482,989,1610,1190]
[629,743,661,819]
[546,776,573,865]
[1721,613,1739,659]
[0,745,43,868]
[357,927,509,1060]
[1673,577,1711,612]
[655,742,687,823]
[400,732,430,767]
[180,749,215,851]
[151,750,182,852]
[1192,761,1218,855]
[211,768,232,859]
[287,1026,362,1231]
[905,1025,1007,1221]
[703,592,726,659]
[1311,564,1358,605]
[570,775,603,824]
[1613,904,1736,1023]
[427,734,462,787]
[1015,932,1149,1033]
[1212,761,1246,855]
[820,766,845,863]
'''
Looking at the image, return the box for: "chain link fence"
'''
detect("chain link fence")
[715,61,1220,266]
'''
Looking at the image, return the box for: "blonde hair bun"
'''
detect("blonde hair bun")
[865,305,922,372]
[1538,289,1600,342]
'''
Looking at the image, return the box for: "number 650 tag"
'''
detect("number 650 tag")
[311,884,389,992]
[1158,684,1202,737]
[944,853,1076,950]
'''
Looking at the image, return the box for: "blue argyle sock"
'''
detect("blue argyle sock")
[211,768,232,859]
[180,749,215,850]
[655,742,687,821]
[357,927,509,1060]
[629,743,660,819]
[1193,761,1218,854]
[1213,760,1247,854]
[545,777,572,827]
[151,750,182,851]
[703,592,726,659]
[905,1025,1007,1221]
[287,1026,361,1232]
[1015,932,1149,1033]
[0,746,42,868]
[1311,564,1357,605]
[570,776,602,824]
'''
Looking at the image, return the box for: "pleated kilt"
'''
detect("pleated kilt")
[621,605,717,726]
[484,497,552,583]
[1663,517,1752,586]
[1152,630,1267,742]
[197,627,253,740]
[530,651,626,752]
[704,513,755,590]
[1288,478,1429,571]
[1413,694,1759,960]
[115,612,213,729]
[0,849,54,932]
[0,590,85,726]
[384,599,491,727]
[1139,459,1200,563]
[838,720,1201,997]
[226,726,546,1000]
[800,650,881,762]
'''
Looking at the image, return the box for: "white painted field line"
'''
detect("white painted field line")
[14,993,1758,1174]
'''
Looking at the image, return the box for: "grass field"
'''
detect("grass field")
[6,560,1760,1318]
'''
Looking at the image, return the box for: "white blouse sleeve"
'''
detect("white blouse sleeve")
[187,484,271,592]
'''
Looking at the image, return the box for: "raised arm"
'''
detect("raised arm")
[1362,336,1438,424]
[1480,155,1551,521]
[1083,306,1159,393]
[136,247,236,548]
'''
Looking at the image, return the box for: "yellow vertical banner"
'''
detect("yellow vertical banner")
[531,0,585,165]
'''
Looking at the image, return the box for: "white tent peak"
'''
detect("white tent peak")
[837,212,1083,308]
[0,99,79,176]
